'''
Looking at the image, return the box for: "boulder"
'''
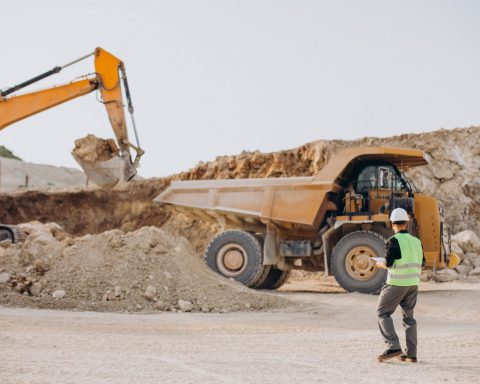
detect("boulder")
[455,264,472,278]
[450,241,465,261]
[465,253,480,268]
[431,269,459,282]
[469,267,480,277]
[452,230,480,253]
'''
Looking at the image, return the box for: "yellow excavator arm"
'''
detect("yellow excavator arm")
[0,47,144,185]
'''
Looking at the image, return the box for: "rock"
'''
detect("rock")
[114,286,122,297]
[452,230,480,253]
[420,272,431,282]
[52,289,66,299]
[0,239,12,249]
[431,269,458,282]
[153,301,169,311]
[465,253,480,268]
[178,299,193,312]
[450,241,465,260]
[0,272,11,283]
[30,282,42,296]
[201,306,210,313]
[469,267,480,277]
[432,164,455,180]
[455,263,472,277]
[144,285,157,301]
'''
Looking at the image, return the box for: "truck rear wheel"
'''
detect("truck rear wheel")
[205,230,270,288]
[256,268,291,290]
[331,231,387,294]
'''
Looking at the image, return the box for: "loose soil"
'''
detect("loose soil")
[0,223,283,313]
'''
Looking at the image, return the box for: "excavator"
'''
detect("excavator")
[0,47,144,188]
[0,47,144,241]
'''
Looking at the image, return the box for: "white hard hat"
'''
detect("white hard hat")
[390,208,409,222]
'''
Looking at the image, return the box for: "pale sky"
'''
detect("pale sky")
[1,0,479,178]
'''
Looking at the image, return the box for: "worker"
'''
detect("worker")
[375,207,424,363]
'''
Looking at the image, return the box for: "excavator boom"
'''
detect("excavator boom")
[0,47,143,188]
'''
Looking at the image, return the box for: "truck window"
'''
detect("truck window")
[357,164,406,193]
[357,166,377,194]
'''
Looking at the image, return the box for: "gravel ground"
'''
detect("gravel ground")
[1,281,479,384]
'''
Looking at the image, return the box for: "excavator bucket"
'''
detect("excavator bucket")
[72,134,136,189]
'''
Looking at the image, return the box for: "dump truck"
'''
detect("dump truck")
[157,147,458,294]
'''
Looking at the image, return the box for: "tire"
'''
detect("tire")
[0,228,14,242]
[205,230,270,288]
[331,230,387,294]
[256,268,291,290]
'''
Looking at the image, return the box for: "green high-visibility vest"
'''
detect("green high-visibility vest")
[386,233,423,286]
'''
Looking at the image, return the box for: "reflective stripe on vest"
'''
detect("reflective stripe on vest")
[386,233,423,286]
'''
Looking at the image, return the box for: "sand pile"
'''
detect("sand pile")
[0,222,283,312]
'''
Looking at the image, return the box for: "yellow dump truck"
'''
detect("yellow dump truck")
[157,147,456,293]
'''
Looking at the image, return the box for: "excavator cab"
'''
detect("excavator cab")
[0,47,144,189]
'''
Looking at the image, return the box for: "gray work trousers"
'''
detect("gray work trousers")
[376,284,418,357]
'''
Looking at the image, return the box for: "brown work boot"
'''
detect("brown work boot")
[398,354,417,363]
[377,348,403,362]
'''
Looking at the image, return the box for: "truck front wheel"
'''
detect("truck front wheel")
[331,231,387,294]
[205,230,270,288]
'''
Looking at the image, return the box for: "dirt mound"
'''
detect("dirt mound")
[0,222,283,312]
[72,134,118,163]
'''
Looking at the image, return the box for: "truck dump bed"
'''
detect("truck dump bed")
[156,147,427,233]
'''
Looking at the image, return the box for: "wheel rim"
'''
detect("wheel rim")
[345,245,378,281]
[216,243,248,277]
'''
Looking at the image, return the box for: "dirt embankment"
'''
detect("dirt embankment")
[0,179,170,236]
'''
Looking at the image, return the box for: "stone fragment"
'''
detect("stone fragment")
[52,289,66,299]
[178,299,193,312]
[114,286,122,297]
[144,285,157,301]
[0,239,12,249]
[0,272,11,283]
[30,282,42,296]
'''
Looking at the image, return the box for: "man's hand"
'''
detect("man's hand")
[375,261,387,269]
